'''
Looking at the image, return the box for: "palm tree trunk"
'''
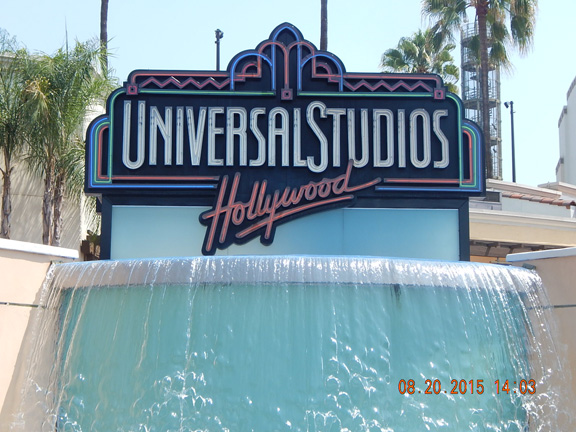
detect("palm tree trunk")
[100,0,109,72]
[52,173,65,247]
[476,2,493,179]
[42,165,54,245]
[1,167,11,239]
[320,0,328,50]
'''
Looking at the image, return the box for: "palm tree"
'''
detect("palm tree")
[380,28,459,94]
[320,0,327,50]
[25,40,110,246]
[422,0,537,179]
[0,30,29,239]
[100,0,109,73]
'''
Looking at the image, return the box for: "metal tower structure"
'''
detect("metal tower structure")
[461,24,502,179]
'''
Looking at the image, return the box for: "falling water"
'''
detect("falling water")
[6,256,574,431]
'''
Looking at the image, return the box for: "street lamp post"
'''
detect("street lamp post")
[215,29,224,71]
[504,101,516,183]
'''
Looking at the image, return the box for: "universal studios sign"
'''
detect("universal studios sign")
[86,23,484,256]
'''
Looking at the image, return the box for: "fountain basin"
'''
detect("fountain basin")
[8,256,570,431]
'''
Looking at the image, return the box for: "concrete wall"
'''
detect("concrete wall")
[507,248,576,419]
[0,239,78,427]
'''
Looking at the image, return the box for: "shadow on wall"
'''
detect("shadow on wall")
[10,164,84,250]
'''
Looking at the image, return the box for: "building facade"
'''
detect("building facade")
[557,76,576,185]
[470,179,576,262]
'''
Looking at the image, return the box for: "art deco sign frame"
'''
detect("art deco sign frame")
[86,23,484,257]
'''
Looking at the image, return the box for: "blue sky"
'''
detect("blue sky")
[3,0,575,187]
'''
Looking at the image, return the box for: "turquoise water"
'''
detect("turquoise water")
[11,257,568,431]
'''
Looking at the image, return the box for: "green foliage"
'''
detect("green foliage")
[0,31,113,245]
[422,0,538,71]
[23,39,112,245]
[380,28,460,93]
[422,0,538,179]
[0,29,31,238]
[0,30,28,167]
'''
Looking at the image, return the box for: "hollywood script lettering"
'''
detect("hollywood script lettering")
[199,160,380,255]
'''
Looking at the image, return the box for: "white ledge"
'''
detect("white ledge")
[0,238,79,260]
[507,247,576,263]
[470,208,576,228]
[487,179,562,199]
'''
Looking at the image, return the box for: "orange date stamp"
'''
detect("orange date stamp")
[398,379,536,395]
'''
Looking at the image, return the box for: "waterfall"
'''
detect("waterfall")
[7,256,573,431]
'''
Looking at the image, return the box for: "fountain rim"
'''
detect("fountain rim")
[49,255,541,293]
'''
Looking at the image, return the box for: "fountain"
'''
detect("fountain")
[6,256,573,431]
[2,22,574,431]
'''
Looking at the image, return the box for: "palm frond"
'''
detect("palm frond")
[380,27,459,92]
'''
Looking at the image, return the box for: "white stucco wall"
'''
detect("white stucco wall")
[507,248,576,426]
[0,240,78,427]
